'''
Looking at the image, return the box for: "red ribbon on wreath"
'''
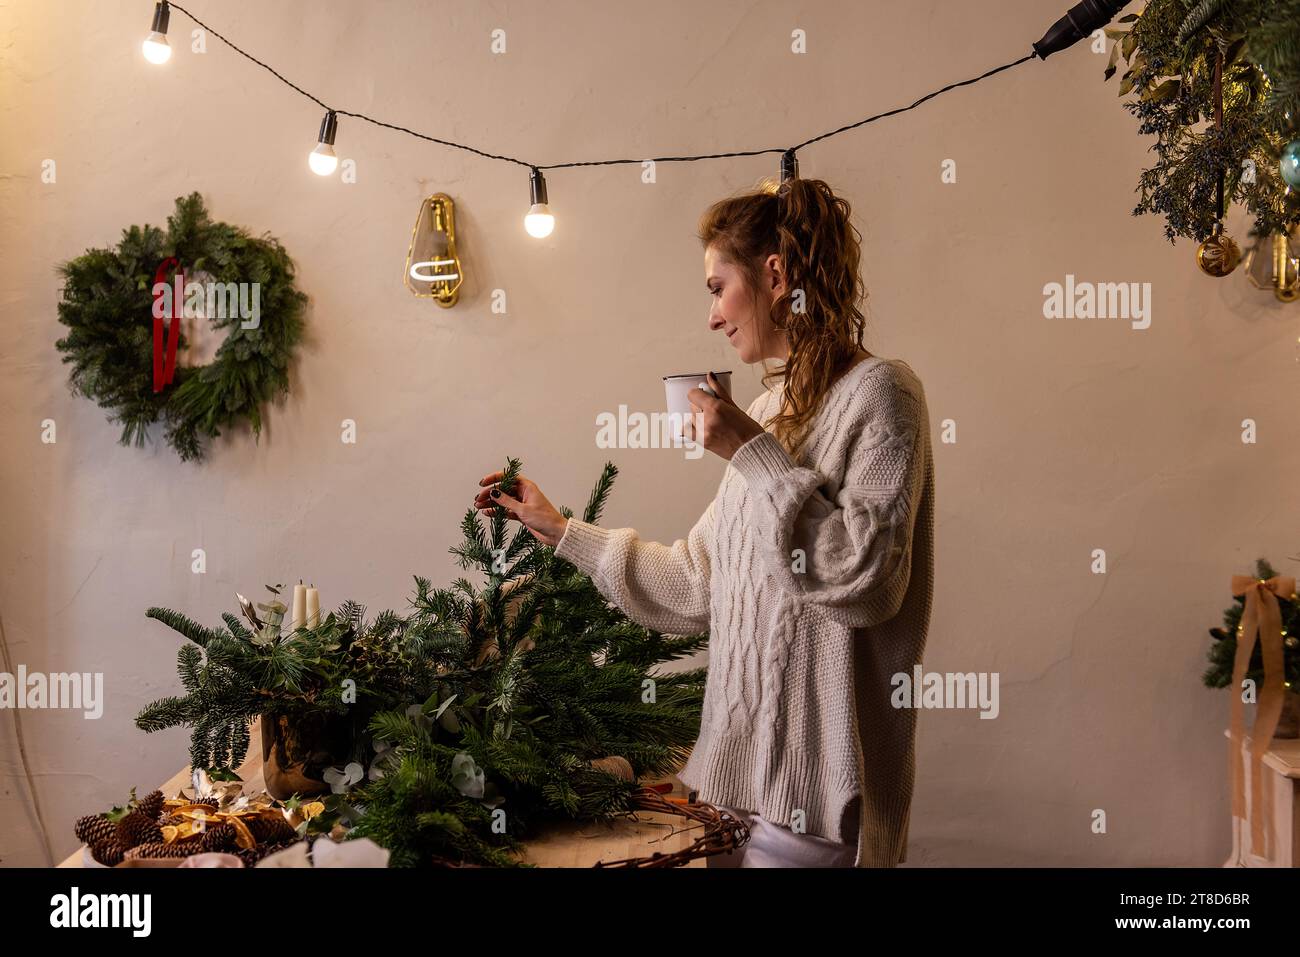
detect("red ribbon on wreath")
[152,257,184,393]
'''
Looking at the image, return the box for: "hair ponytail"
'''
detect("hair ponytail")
[698,176,867,456]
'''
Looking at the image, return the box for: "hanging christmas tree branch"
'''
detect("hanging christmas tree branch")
[1105,0,1300,244]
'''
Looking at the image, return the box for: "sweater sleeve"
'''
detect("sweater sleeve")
[552,499,715,635]
[728,368,926,629]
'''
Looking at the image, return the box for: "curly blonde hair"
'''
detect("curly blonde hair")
[697,177,868,456]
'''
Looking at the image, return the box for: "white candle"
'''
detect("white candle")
[291,583,307,631]
[305,586,320,629]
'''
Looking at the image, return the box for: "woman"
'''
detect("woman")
[473,177,935,867]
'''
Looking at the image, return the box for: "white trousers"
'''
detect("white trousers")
[707,804,857,868]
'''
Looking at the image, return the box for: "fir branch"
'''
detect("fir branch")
[146,607,226,647]
[177,645,202,693]
[221,612,252,640]
[452,509,492,570]
[489,457,523,554]
[134,695,191,733]
[583,462,619,525]
[337,599,366,629]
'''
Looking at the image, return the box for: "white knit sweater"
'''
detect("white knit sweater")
[554,355,935,867]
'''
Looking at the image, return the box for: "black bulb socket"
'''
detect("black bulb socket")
[318,111,338,146]
[1033,0,1130,60]
[529,168,548,206]
[780,149,799,183]
[151,1,170,34]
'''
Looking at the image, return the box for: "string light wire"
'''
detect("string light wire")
[162,1,1038,175]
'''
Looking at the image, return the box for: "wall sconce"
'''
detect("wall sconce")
[1242,228,1300,303]
[405,193,463,308]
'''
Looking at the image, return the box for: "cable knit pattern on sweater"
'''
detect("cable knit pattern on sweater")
[554,355,934,866]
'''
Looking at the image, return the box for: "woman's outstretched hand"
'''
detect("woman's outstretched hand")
[474,470,569,547]
[685,372,766,460]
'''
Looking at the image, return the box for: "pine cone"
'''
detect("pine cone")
[116,810,163,849]
[247,815,297,845]
[138,790,165,821]
[159,814,186,827]
[193,797,220,810]
[201,823,237,852]
[90,839,125,867]
[124,841,192,860]
[236,839,298,867]
[75,814,116,846]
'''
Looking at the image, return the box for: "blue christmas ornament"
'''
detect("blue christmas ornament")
[1282,140,1300,189]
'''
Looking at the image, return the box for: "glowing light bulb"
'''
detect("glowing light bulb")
[524,168,555,238]
[525,204,555,238]
[141,3,171,64]
[309,111,339,176]
[309,143,338,176]
[142,33,171,64]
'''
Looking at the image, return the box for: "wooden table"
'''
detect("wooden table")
[59,717,704,867]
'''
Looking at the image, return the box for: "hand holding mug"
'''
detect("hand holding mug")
[684,372,766,460]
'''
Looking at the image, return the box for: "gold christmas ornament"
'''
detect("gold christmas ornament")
[1242,228,1300,302]
[405,193,463,308]
[1196,222,1241,277]
[1195,52,1243,280]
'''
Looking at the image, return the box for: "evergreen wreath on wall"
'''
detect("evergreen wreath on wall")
[54,192,306,461]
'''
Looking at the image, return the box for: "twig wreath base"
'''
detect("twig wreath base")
[55,192,306,462]
[423,789,751,868]
[591,788,752,868]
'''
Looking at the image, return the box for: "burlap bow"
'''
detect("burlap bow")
[1228,574,1295,863]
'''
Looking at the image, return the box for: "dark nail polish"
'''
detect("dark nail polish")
[490,489,500,498]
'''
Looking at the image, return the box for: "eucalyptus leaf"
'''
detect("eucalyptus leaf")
[450,752,485,798]
[1146,79,1181,103]
[1105,39,1121,80]
[438,708,461,734]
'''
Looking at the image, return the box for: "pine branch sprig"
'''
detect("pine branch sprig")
[145,606,226,647]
